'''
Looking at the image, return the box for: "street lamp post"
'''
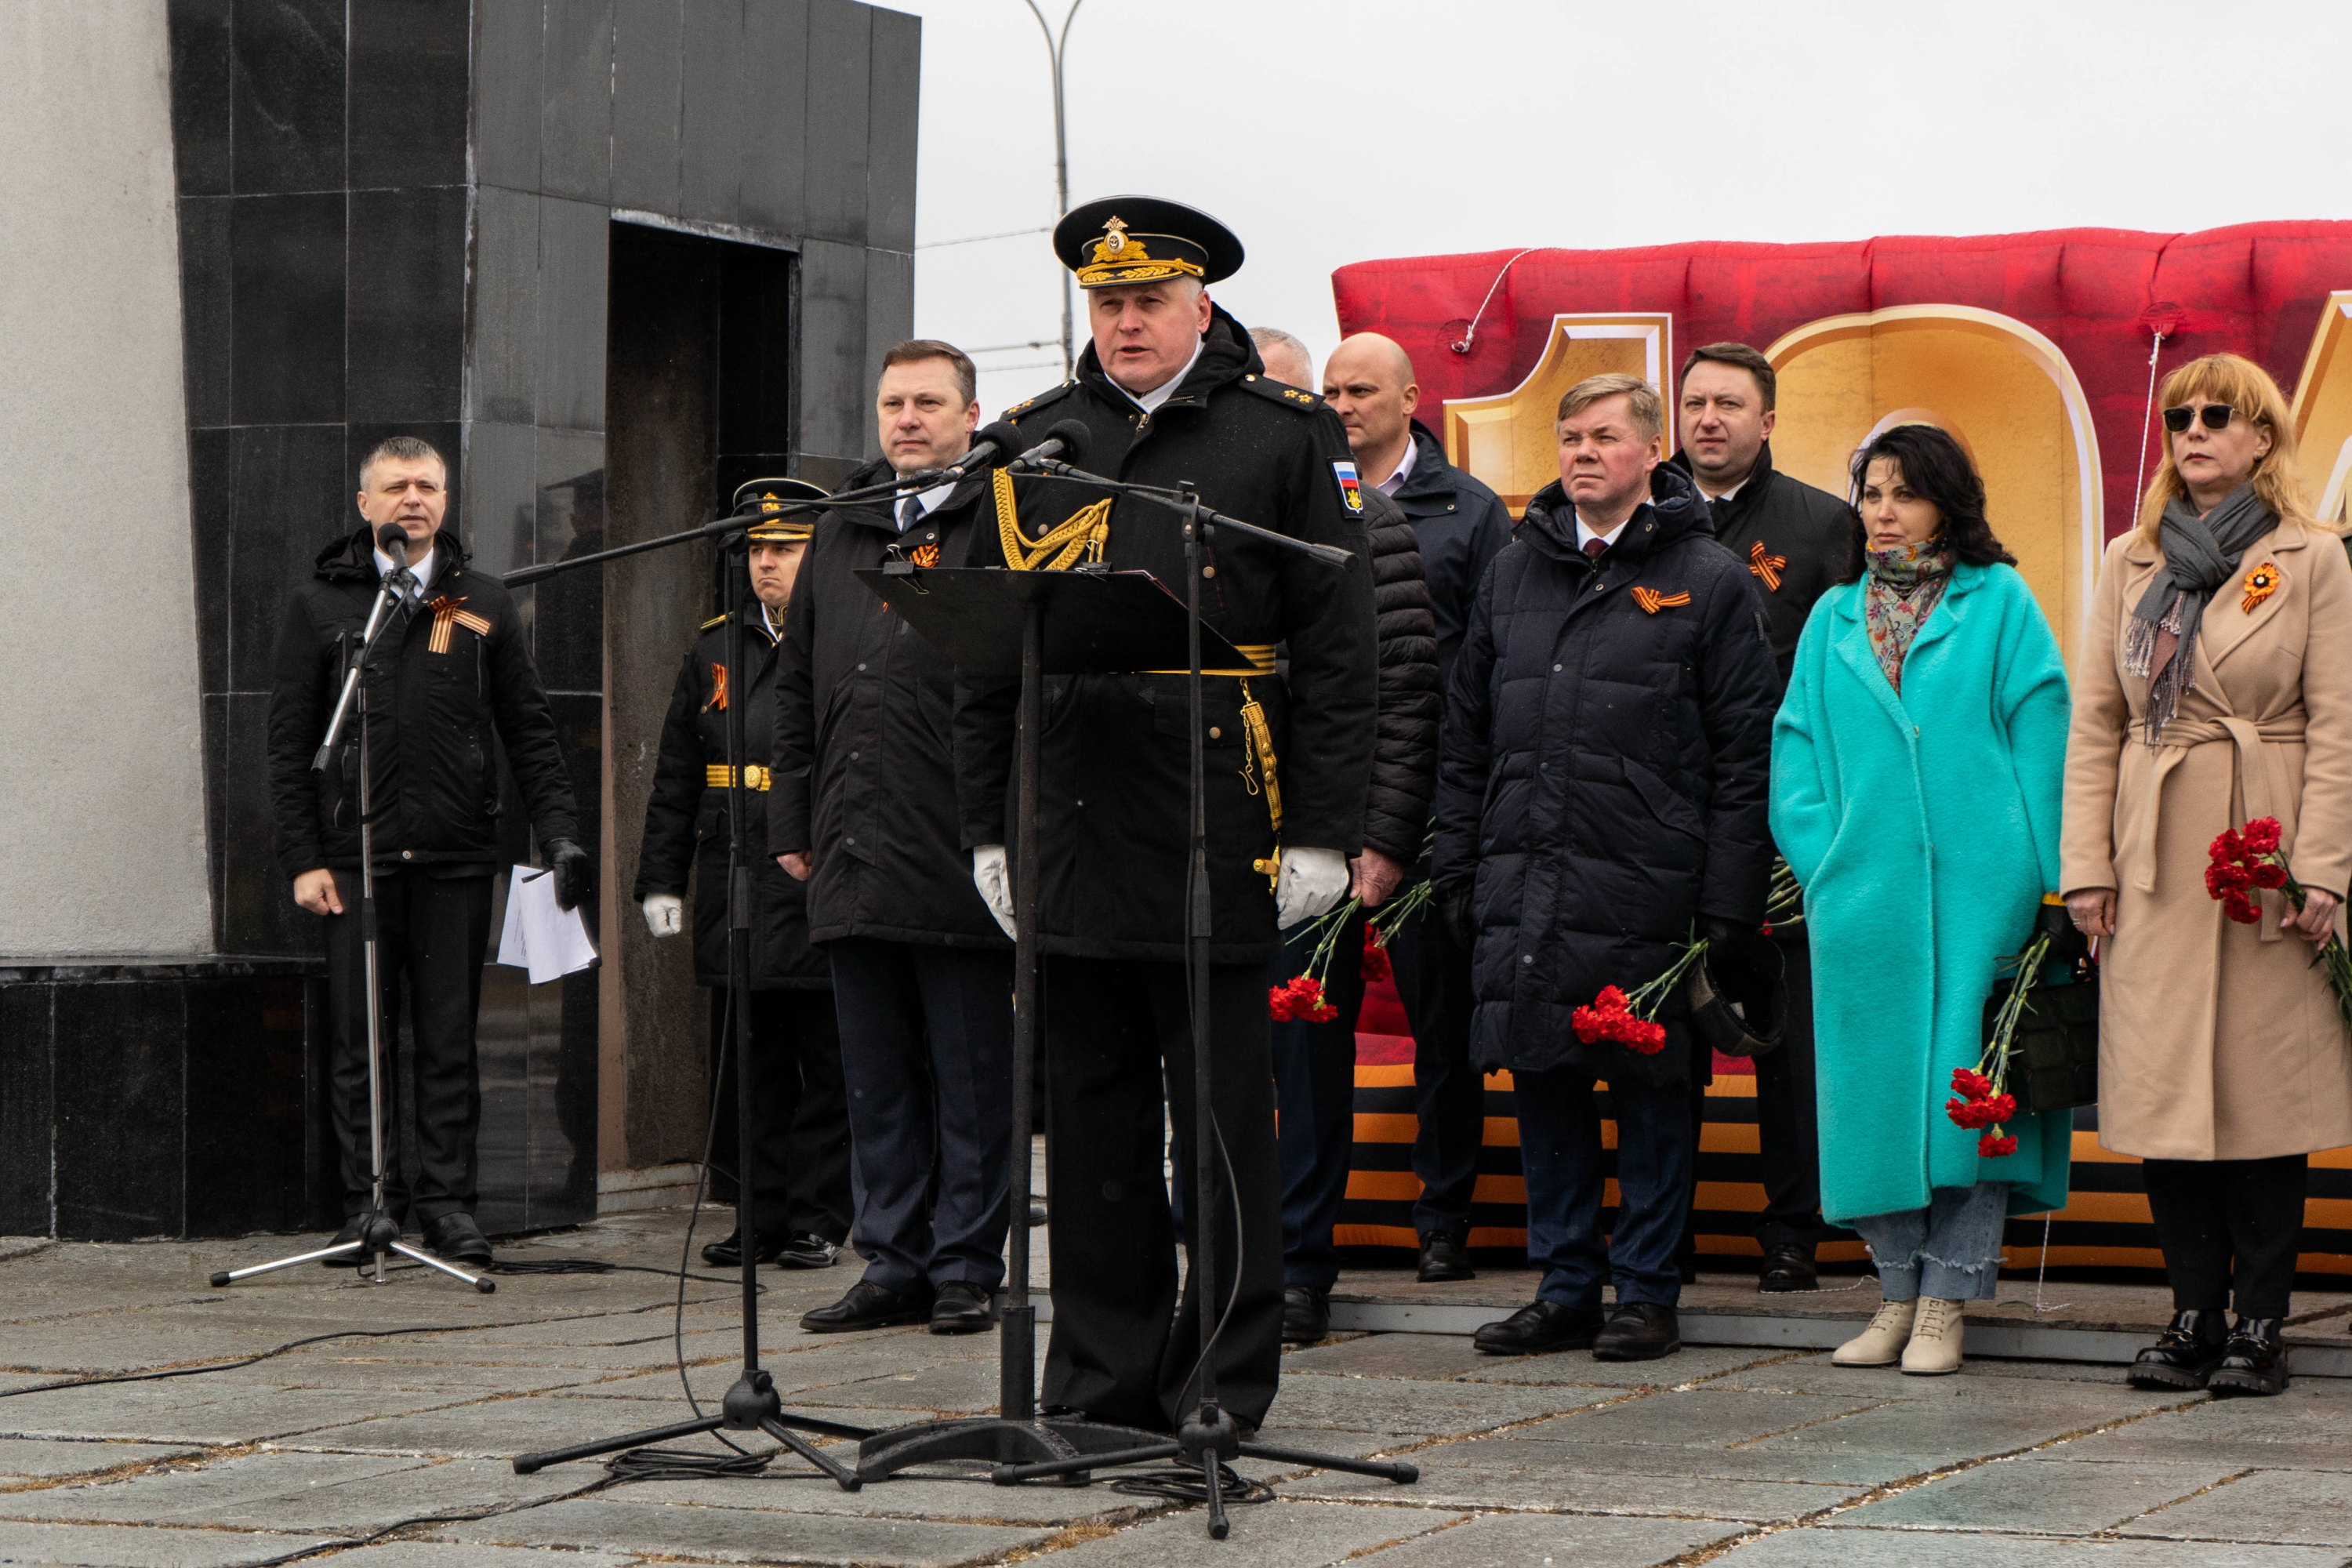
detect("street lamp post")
[1022,0,1084,379]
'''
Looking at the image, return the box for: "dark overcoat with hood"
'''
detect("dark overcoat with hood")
[769,463,1010,950]
[1433,466,1778,1086]
[633,605,828,988]
[267,526,579,877]
[953,306,1377,964]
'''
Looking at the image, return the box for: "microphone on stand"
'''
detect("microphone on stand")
[376,522,421,609]
[1007,419,1093,472]
[906,422,1028,486]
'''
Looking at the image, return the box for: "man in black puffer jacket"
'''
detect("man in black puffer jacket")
[268,436,586,1267]
[1435,375,1777,1363]
[1248,329,1438,1345]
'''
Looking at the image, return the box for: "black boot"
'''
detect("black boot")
[1472,1300,1602,1356]
[1757,1244,1819,1294]
[2206,1316,2290,1397]
[1282,1285,1330,1345]
[1592,1301,1682,1362]
[2126,1308,2227,1390]
[1417,1231,1475,1283]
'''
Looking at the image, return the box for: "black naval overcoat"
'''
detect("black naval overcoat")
[268,526,579,876]
[953,306,1378,964]
[768,460,1009,950]
[633,605,828,989]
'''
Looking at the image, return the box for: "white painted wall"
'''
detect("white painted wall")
[0,2,211,956]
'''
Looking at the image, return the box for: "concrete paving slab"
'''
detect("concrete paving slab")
[781,1359,1004,1416]
[1278,1438,1865,1522]
[1711,1526,2351,1566]
[1350,1510,1744,1567]
[0,1384,465,1446]
[614,1470,1167,1526]
[1825,1457,2241,1534]
[1741,1390,2180,1462]
[2118,1467,2352,1544]
[0,1439,202,1482]
[285,1396,876,1460]
[0,1519,338,1566]
[1438,1436,1936,1489]
[1034,1499,1468,1566]
[0,1450,593,1535]
[431,1495,1054,1566]
[1280,1334,1795,1389]
[1508,1388,1886,1447]
[1261,1374,1623,1436]
[295,1547,644,1567]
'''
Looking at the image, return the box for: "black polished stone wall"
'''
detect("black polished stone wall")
[131,0,916,1240]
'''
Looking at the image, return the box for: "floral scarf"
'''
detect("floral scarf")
[1861,536,1954,694]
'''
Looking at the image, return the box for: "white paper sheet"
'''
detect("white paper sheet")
[496,864,600,984]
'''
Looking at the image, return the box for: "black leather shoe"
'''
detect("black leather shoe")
[930,1280,995,1334]
[1592,1302,1682,1361]
[2127,1308,2228,1390]
[321,1214,372,1268]
[1472,1300,1604,1356]
[422,1211,493,1265]
[699,1229,782,1269]
[2206,1315,2290,1397]
[773,1232,840,1270]
[1758,1245,1819,1294]
[800,1279,931,1334]
[1417,1231,1475,1283]
[1282,1285,1330,1344]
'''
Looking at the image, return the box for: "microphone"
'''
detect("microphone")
[375,521,410,572]
[913,421,1026,485]
[1009,419,1092,471]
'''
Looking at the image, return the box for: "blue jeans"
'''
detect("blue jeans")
[1850,1181,2009,1301]
[1515,1067,1693,1309]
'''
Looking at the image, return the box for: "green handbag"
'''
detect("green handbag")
[1981,904,2100,1115]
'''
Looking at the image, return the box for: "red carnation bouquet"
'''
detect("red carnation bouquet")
[1944,918,2061,1158]
[1268,837,1431,1023]
[2205,816,2352,1029]
[1571,937,1713,1056]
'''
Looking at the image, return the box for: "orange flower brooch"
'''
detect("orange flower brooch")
[2241,562,2281,614]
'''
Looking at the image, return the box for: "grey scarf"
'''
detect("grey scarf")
[2123,483,2274,744]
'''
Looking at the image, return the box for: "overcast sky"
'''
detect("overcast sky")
[877,0,2352,422]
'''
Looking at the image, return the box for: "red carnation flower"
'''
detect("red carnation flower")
[1951,1068,1994,1101]
[1268,975,1337,1024]
[2223,891,2263,926]
[2206,862,2252,897]
[2210,828,2246,866]
[2243,817,2282,855]
[1981,1093,2016,1123]
[1977,1131,2019,1158]
[2249,860,2288,890]
[1360,928,1392,984]
[1947,1096,1991,1129]
[1622,1017,1668,1054]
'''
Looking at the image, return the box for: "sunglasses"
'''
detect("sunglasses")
[2163,404,2242,433]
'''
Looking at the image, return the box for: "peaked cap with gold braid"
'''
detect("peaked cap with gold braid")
[731,476,830,543]
[1053,195,1243,290]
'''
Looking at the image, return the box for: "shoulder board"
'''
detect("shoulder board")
[1236,374,1323,412]
[699,613,728,631]
[1003,381,1076,422]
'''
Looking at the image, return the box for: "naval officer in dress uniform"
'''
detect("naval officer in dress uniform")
[953,197,1377,1435]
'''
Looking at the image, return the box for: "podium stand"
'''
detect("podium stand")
[848,564,1417,1520]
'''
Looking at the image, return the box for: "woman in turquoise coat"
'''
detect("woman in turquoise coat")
[1771,423,2071,1376]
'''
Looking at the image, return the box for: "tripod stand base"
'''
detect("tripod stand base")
[855,1414,1167,1483]
[511,1370,871,1490]
[208,1214,494,1293]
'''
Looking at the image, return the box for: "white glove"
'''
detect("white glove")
[972,845,1018,939]
[1276,846,1351,930]
[641,894,683,938]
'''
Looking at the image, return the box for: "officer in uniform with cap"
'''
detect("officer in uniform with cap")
[955,198,1376,1434]
[634,484,851,1271]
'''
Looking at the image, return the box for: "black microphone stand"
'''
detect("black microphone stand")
[861,460,1416,1537]
[211,554,493,1294]
[504,477,920,1486]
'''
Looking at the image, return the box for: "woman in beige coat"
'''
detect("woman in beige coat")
[2063,352,2352,1398]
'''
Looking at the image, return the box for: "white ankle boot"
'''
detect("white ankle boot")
[1833,1299,1915,1366]
[1901,1296,1967,1374]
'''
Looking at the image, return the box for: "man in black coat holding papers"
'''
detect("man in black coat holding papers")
[955,198,1376,1434]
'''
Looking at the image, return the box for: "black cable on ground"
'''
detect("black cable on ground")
[1109,1461,1274,1506]
[603,1443,776,1483]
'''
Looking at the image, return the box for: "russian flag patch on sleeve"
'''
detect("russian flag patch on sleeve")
[1332,459,1363,514]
